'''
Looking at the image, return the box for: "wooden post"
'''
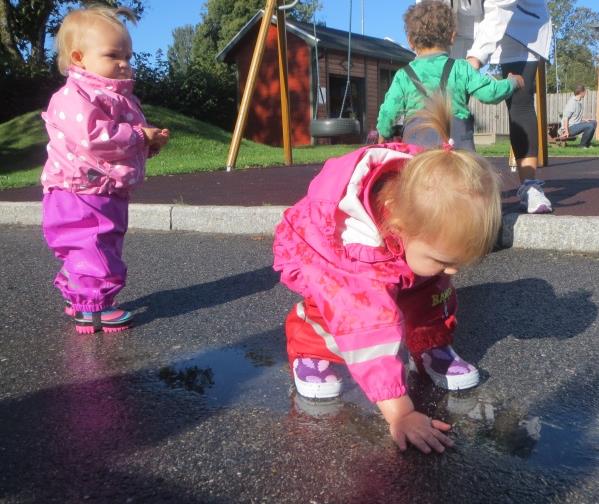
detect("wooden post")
[276,1,293,165]
[508,146,517,172]
[535,59,548,167]
[226,0,278,171]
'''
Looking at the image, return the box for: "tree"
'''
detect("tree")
[546,0,599,92]
[168,24,195,76]
[0,0,146,75]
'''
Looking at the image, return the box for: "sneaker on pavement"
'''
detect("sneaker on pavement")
[420,345,479,391]
[74,307,133,334]
[292,357,343,399]
[516,179,552,214]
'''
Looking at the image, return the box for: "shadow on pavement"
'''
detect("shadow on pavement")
[122,266,279,326]
[456,278,596,364]
[0,327,285,503]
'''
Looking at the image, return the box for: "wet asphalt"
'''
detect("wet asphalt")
[2,226,599,503]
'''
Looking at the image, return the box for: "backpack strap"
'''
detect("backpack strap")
[402,57,455,98]
[439,57,455,93]
[402,64,429,98]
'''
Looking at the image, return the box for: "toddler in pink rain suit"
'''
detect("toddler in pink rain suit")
[41,6,169,334]
[274,100,503,454]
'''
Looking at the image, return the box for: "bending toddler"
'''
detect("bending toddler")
[273,99,502,453]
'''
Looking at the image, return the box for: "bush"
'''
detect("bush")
[0,67,63,123]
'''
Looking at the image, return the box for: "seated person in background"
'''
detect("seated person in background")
[559,85,597,149]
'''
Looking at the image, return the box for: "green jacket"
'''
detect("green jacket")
[376,53,517,139]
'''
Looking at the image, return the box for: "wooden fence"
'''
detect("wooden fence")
[470,90,597,135]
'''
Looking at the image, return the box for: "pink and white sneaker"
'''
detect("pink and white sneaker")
[292,357,343,399]
[73,307,134,334]
[419,345,480,391]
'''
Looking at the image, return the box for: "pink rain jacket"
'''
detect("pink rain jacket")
[273,143,426,402]
[41,67,149,196]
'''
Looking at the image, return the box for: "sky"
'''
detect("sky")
[129,0,598,57]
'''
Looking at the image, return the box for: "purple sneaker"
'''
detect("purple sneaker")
[292,357,342,399]
[420,346,479,390]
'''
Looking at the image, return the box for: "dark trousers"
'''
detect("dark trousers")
[569,120,597,147]
[501,61,539,159]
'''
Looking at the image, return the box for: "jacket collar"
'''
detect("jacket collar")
[67,66,135,96]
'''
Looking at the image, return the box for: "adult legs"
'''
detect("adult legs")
[569,120,597,147]
[502,60,552,213]
[501,61,539,182]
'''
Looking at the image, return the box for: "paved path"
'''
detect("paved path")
[2,228,599,503]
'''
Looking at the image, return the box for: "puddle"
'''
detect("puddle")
[438,391,599,470]
[157,346,291,412]
[157,348,599,473]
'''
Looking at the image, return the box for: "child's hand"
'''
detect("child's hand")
[508,73,525,89]
[389,411,454,454]
[142,127,170,149]
[377,395,454,454]
[466,56,482,70]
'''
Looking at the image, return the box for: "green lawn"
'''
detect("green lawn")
[0,105,596,190]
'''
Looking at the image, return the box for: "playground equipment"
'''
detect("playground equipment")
[225,0,360,171]
[309,0,360,138]
[225,1,549,171]
[226,0,296,171]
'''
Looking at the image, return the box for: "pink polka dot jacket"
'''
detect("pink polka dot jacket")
[41,67,149,196]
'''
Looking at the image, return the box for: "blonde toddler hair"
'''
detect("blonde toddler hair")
[55,5,137,75]
[378,97,502,265]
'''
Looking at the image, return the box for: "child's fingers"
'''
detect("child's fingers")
[393,430,408,452]
[431,419,452,431]
[423,432,447,453]
[432,428,454,448]
[407,433,431,454]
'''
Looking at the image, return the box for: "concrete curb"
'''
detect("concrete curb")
[0,201,287,236]
[2,201,599,253]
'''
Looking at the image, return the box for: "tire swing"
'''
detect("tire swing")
[309,0,361,139]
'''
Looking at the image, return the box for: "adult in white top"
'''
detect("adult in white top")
[419,0,553,213]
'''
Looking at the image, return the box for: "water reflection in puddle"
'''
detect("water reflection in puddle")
[437,390,599,470]
[157,346,291,412]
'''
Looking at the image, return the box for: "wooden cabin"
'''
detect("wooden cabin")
[217,10,414,146]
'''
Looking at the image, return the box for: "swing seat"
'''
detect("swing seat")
[310,118,361,137]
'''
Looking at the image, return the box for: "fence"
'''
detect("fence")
[470,90,597,135]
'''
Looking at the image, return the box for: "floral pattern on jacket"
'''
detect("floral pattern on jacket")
[273,143,426,402]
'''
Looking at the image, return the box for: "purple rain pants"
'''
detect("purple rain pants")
[42,190,129,312]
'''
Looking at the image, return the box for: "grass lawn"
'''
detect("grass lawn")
[1,105,597,190]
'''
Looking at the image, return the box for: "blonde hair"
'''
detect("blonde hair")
[55,5,137,75]
[378,97,502,265]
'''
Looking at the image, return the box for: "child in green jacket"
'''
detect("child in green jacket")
[377,0,524,150]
